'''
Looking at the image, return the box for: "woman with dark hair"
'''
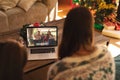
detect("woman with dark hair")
[0,39,27,80]
[47,7,115,80]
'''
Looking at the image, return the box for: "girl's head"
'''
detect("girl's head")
[59,7,94,59]
[0,39,27,80]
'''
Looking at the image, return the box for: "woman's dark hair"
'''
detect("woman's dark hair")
[0,39,27,80]
[58,7,94,59]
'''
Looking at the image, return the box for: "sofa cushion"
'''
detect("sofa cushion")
[5,7,26,31]
[0,0,19,11]
[17,0,37,11]
[26,2,48,23]
[0,11,9,33]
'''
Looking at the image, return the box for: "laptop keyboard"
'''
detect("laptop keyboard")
[31,48,55,54]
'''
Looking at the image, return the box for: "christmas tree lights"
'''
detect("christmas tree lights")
[72,0,117,30]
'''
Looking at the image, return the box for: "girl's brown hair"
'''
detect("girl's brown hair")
[0,39,27,80]
[59,7,94,59]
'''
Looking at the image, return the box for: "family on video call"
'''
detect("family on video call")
[27,28,56,46]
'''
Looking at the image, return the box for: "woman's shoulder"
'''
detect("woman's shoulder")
[91,45,113,61]
[95,45,112,57]
[49,45,112,68]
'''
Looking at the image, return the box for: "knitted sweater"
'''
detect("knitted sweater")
[47,45,115,80]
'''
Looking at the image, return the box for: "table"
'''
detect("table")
[24,59,56,73]
[23,60,56,80]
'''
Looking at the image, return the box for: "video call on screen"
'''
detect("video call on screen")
[27,27,57,47]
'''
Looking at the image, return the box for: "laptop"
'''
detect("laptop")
[26,26,58,60]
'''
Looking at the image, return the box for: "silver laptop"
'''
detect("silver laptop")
[26,26,58,60]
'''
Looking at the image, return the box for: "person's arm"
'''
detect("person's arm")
[47,62,58,80]
[47,65,54,80]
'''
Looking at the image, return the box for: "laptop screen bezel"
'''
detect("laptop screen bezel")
[26,26,58,48]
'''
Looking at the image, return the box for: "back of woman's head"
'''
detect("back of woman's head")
[0,39,27,80]
[59,7,94,59]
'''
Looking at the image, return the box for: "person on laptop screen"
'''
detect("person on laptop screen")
[44,30,56,45]
[34,30,41,40]
[47,7,115,80]
[33,30,42,46]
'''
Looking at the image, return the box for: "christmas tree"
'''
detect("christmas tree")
[72,0,117,30]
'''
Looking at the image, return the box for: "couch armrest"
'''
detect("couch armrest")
[42,0,58,21]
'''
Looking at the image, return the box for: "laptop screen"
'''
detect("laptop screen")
[26,26,58,47]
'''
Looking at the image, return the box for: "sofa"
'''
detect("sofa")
[0,0,58,34]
